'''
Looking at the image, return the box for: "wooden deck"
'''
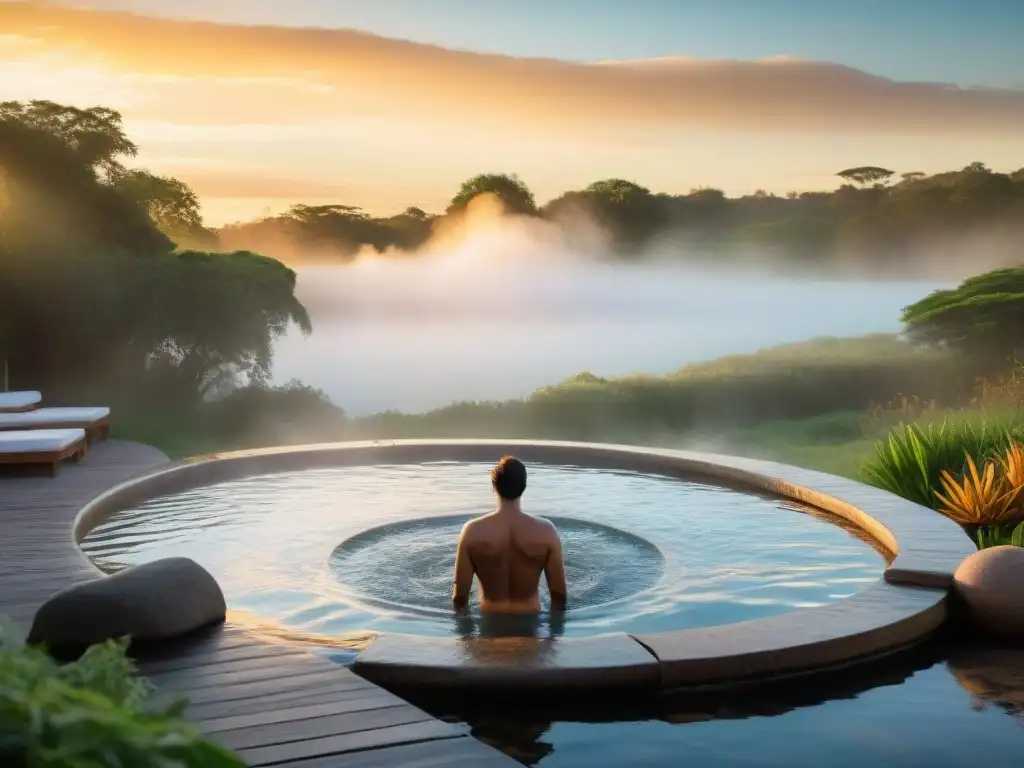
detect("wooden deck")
[0,441,517,767]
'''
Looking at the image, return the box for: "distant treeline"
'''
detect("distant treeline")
[215,165,1024,272]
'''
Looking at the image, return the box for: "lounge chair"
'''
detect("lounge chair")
[0,391,42,413]
[0,428,88,476]
[0,407,111,443]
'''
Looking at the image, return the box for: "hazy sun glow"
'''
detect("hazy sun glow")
[1,2,1022,224]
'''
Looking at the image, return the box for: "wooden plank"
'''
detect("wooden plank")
[184,684,398,722]
[215,706,436,752]
[197,693,412,735]
[146,657,367,693]
[177,669,377,707]
[237,720,466,766]
[136,641,305,674]
[275,737,520,768]
[140,649,309,681]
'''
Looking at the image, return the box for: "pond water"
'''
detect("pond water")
[419,636,1024,767]
[81,462,886,641]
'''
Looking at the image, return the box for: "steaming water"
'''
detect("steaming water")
[272,263,945,415]
[81,463,886,642]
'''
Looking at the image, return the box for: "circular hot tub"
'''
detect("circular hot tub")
[74,440,972,692]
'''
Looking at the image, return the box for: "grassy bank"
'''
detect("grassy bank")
[108,335,973,477]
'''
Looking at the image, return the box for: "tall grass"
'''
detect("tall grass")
[350,336,963,441]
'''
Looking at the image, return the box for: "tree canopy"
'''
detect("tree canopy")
[902,268,1024,371]
[837,166,895,187]
[446,173,537,216]
[218,160,1024,273]
[0,100,137,177]
[0,100,310,409]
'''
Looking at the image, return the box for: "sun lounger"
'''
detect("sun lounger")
[0,407,111,443]
[0,428,88,476]
[0,391,42,413]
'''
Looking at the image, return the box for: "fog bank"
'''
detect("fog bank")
[269,198,947,415]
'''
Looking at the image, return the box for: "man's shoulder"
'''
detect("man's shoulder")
[524,514,559,537]
[460,513,494,536]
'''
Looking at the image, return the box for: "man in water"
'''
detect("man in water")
[452,456,567,613]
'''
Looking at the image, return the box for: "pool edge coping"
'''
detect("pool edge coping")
[72,439,969,691]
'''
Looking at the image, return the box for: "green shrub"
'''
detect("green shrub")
[0,617,242,767]
[858,418,1024,509]
[975,520,1024,549]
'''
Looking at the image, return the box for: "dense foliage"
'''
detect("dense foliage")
[0,100,309,413]
[217,164,1024,271]
[859,421,1022,509]
[903,268,1024,373]
[859,420,1024,549]
[0,617,242,767]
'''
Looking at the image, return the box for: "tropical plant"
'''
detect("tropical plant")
[0,619,243,767]
[933,453,1024,526]
[858,420,1016,508]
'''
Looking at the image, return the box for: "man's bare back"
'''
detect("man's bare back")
[452,456,567,613]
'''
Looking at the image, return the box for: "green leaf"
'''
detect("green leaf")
[0,614,245,767]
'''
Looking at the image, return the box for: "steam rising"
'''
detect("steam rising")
[272,198,947,415]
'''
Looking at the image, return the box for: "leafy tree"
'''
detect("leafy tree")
[545,179,666,252]
[113,170,216,247]
[902,268,1024,372]
[447,173,536,215]
[146,250,311,402]
[837,166,895,187]
[0,116,171,255]
[0,99,136,177]
[0,102,311,410]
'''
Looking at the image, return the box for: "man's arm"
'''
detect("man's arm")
[544,528,567,611]
[452,527,474,610]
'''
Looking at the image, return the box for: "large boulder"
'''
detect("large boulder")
[953,546,1024,639]
[28,557,226,652]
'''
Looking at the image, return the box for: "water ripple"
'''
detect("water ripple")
[80,463,887,639]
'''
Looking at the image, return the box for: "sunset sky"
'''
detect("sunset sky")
[2,0,1022,225]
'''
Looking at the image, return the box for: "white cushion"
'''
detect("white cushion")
[0,428,86,453]
[0,406,110,428]
[0,391,42,411]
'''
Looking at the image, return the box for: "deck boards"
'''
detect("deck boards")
[0,441,516,767]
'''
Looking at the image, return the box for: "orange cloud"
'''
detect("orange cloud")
[1,2,1022,136]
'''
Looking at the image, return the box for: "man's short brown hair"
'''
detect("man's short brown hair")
[491,455,527,500]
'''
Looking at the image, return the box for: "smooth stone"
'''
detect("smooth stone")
[28,557,226,651]
[953,545,1024,638]
[353,631,660,691]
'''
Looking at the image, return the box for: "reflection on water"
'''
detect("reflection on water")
[452,609,566,640]
[949,646,1024,722]
[415,634,1024,766]
[81,463,886,641]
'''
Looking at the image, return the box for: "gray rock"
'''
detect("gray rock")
[953,545,1024,638]
[28,557,226,650]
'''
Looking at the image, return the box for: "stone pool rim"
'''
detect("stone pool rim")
[72,439,973,692]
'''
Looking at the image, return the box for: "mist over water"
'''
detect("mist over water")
[268,201,948,415]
